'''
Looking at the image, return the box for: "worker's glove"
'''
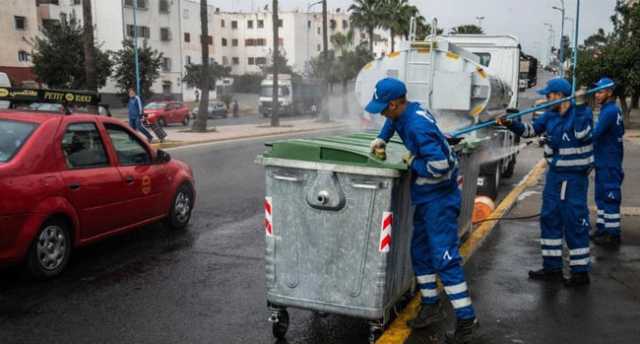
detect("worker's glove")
[575,87,588,106]
[446,136,464,146]
[402,153,415,166]
[370,138,387,160]
[496,116,513,127]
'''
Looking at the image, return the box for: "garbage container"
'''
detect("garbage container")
[256,132,480,343]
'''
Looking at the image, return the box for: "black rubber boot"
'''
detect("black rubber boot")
[445,317,479,344]
[406,299,446,329]
[528,268,563,281]
[564,272,590,287]
[592,233,621,248]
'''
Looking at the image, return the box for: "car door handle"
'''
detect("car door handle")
[125,176,134,184]
[68,183,80,190]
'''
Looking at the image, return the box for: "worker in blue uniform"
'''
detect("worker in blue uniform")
[591,77,624,247]
[367,78,477,343]
[497,78,592,287]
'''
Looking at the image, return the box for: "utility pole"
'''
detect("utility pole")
[82,0,97,92]
[132,0,141,95]
[571,0,581,94]
[552,0,565,76]
[321,0,329,122]
[271,0,280,127]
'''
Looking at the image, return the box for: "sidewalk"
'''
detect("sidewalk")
[147,118,349,149]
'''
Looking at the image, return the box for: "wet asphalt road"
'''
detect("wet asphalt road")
[0,82,547,344]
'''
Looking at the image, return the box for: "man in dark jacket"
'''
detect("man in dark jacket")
[128,88,153,143]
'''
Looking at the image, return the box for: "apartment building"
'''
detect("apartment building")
[0,0,40,86]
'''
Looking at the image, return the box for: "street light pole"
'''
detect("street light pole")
[552,0,566,76]
[321,0,329,122]
[572,0,581,94]
[132,0,141,96]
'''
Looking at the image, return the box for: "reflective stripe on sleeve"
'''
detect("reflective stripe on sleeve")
[569,247,590,256]
[575,125,592,139]
[451,297,472,309]
[428,159,450,171]
[420,288,439,298]
[604,213,620,219]
[416,274,436,284]
[542,249,562,257]
[570,257,591,266]
[559,144,593,155]
[605,222,621,228]
[444,282,468,295]
[540,238,562,246]
[555,156,594,167]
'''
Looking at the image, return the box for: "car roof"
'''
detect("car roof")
[0,109,116,124]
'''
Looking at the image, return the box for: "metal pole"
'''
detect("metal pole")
[553,1,566,76]
[133,0,141,96]
[321,0,329,122]
[572,0,581,94]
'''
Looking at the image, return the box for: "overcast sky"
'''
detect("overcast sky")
[219,0,618,61]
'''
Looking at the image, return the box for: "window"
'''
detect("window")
[330,19,336,30]
[105,124,150,166]
[73,0,80,5]
[201,35,213,45]
[61,123,109,169]
[186,55,192,64]
[209,57,215,64]
[222,38,227,46]
[317,44,321,52]
[248,57,255,65]
[278,19,283,27]
[317,27,321,35]
[160,27,171,41]
[183,8,189,19]
[0,120,36,163]
[232,38,238,47]
[127,25,150,38]
[124,0,147,9]
[162,57,172,72]
[255,57,267,65]
[42,19,59,30]
[245,38,255,46]
[307,20,311,29]
[222,56,229,65]
[159,0,169,13]
[342,20,348,29]
[474,53,492,67]
[184,32,190,42]
[256,38,266,46]
[14,16,26,30]
[162,81,172,95]
[18,51,29,62]
[232,57,239,65]
[247,20,253,29]
[257,20,264,28]
[221,19,225,27]
[231,20,238,29]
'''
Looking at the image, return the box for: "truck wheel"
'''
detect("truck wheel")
[477,162,501,200]
[501,157,516,179]
[26,219,72,279]
[167,183,194,230]
[272,309,289,339]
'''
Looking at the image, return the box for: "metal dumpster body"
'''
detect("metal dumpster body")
[257,132,480,342]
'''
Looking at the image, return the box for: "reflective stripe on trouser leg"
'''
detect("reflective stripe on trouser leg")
[412,205,439,304]
[423,190,475,320]
[541,170,564,271]
[561,173,591,273]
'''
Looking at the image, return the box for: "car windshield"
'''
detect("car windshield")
[144,102,165,110]
[0,119,37,163]
[260,86,288,97]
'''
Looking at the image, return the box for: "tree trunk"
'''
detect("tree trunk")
[390,28,395,52]
[192,0,210,132]
[368,27,374,54]
[632,93,639,109]
[620,95,631,128]
[271,0,280,127]
[82,0,97,92]
[341,79,349,117]
[320,0,330,122]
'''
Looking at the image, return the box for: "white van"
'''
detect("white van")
[0,72,11,109]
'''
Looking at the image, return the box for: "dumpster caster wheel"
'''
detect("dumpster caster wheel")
[270,309,289,339]
[368,321,383,344]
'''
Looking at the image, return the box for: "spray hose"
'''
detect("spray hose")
[473,213,541,224]
[450,82,615,138]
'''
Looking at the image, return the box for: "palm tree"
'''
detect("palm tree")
[349,0,381,53]
[450,24,484,35]
[381,0,421,51]
[82,0,97,92]
[192,0,211,132]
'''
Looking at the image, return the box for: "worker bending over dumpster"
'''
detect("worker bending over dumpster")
[367,78,478,344]
[497,78,593,287]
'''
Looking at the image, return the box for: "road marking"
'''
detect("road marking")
[376,159,547,344]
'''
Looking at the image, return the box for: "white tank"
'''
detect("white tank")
[355,38,512,133]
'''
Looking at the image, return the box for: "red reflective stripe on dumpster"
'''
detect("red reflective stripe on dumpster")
[379,212,393,252]
[264,197,273,236]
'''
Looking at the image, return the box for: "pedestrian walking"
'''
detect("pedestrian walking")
[591,77,624,247]
[195,89,200,103]
[498,78,593,287]
[127,88,154,143]
[232,99,239,118]
[367,78,478,344]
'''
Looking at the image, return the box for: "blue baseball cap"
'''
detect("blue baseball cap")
[365,78,407,114]
[537,78,572,97]
[593,77,615,89]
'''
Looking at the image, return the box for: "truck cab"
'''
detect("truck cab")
[259,74,293,118]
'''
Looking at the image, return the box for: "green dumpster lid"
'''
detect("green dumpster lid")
[261,131,409,170]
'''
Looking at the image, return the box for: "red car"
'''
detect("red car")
[0,110,196,278]
[144,101,190,127]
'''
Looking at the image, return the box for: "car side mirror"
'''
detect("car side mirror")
[155,149,171,164]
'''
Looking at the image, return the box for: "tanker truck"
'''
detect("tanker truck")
[355,34,523,199]
[259,74,323,118]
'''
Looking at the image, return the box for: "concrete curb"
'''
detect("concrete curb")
[376,159,548,344]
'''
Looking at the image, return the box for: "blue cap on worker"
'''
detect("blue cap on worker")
[365,78,407,114]
[537,78,572,97]
[593,77,615,89]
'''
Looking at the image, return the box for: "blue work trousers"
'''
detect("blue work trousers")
[129,117,153,140]
[594,166,623,237]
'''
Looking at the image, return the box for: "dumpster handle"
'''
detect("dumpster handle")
[351,183,379,190]
[273,174,302,182]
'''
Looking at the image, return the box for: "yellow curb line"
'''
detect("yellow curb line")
[376,159,547,344]
[149,125,345,150]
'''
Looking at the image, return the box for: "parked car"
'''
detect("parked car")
[191,101,228,119]
[144,101,190,127]
[0,109,196,278]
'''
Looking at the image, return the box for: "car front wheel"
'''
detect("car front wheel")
[167,183,194,230]
[26,219,72,279]
[182,116,190,126]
